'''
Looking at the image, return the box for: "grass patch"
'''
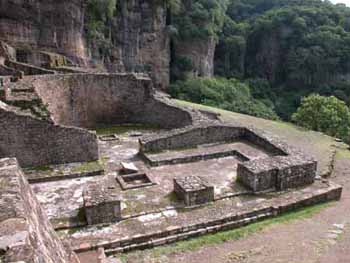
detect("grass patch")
[94,123,160,135]
[70,160,104,174]
[120,202,332,262]
[27,164,54,172]
[336,148,350,159]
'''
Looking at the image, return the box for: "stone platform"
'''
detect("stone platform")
[27,125,342,259]
[83,182,121,225]
[174,176,214,206]
[61,179,342,255]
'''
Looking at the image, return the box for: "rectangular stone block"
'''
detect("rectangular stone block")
[83,183,121,225]
[174,176,214,207]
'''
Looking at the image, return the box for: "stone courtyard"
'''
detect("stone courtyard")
[0,72,343,262]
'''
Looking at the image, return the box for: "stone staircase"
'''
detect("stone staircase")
[2,78,52,121]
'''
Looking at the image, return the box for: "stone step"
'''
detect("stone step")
[104,211,274,255]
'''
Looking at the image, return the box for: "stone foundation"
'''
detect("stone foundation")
[0,158,79,262]
[237,156,317,192]
[174,176,214,206]
[140,124,316,192]
[69,180,342,255]
[117,173,156,190]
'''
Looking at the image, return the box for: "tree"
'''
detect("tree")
[292,94,350,141]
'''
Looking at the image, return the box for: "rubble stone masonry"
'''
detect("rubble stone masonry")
[0,100,99,167]
[0,158,79,262]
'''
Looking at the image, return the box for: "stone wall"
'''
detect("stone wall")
[0,158,79,262]
[5,59,56,75]
[32,73,193,129]
[237,156,317,192]
[0,100,98,167]
[140,125,246,152]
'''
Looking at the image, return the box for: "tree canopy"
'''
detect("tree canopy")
[292,94,350,141]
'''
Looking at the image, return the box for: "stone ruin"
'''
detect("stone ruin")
[0,70,343,262]
[174,176,214,207]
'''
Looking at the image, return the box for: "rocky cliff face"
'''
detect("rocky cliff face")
[0,0,216,89]
[174,37,216,78]
[0,0,87,65]
[113,0,170,89]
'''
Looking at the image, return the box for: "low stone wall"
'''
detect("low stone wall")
[140,125,246,152]
[32,73,194,129]
[5,59,56,75]
[0,158,79,262]
[0,100,99,167]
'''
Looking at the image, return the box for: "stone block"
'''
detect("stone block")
[174,176,214,206]
[83,183,121,225]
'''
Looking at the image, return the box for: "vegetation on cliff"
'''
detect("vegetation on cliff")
[85,0,116,62]
[82,0,350,140]
[170,77,279,120]
[168,0,350,141]
[214,0,350,120]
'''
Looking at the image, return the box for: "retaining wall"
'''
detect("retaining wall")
[0,101,98,167]
[32,74,193,129]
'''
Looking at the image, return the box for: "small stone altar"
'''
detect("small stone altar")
[174,176,214,206]
[83,182,121,225]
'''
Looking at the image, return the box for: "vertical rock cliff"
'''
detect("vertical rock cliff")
[0,0,87,65]
[174,37,216,78]
[114,0,170,89]
[0,0,217,89]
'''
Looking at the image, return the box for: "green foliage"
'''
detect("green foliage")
[213,0,350,120]
[292,94,350,141]
[172,0,229,40]
[85,0,117,59]
[169,77,279,120]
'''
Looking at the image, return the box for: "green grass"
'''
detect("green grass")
[94,123,160,135]
[336,148,350,159]
[120,202,332,262]
[70,160,104,174]
[27,164,54,172]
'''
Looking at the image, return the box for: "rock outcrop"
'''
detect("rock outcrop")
[174,37,216,78]
[0,0,87,65]
[113,0,170,89]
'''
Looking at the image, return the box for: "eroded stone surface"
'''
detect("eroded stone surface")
[174,176,214,206]
[0,158,79,262]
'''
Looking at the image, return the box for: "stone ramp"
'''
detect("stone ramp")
[142,141,271,166]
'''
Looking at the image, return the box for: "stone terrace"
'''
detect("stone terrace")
[26,124,342,257]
